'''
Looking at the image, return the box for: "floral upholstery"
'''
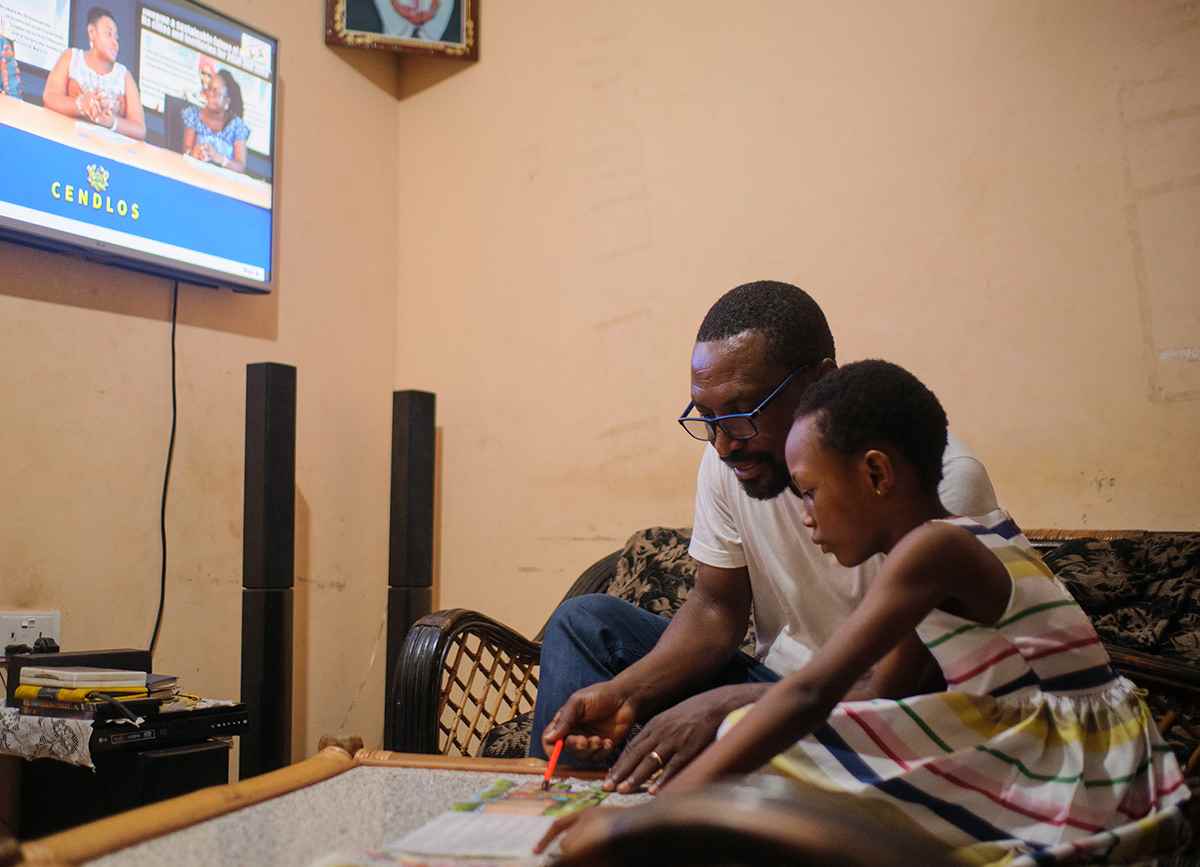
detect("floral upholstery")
[1043,534,1200,663]
[605,527,697,618]
[1041,533,1200,793]
[479,715,531,759]
[603,526,756,653]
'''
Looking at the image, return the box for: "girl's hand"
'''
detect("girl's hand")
[533,807,625,855]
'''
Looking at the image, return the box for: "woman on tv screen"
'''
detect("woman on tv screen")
[42,6,146,140]
[181,69,249,174]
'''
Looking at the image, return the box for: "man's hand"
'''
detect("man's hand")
[541,682,637,764]
[604,685,754,794]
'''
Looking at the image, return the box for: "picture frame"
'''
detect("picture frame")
[325,0,478,60]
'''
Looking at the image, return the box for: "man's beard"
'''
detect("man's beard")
[730,455,792,500]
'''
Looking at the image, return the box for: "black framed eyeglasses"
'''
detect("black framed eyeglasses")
[677,365,810,443]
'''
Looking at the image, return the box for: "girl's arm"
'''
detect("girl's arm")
[868,630,944,699]
[841,630,943,702]
[664,522,1009,793]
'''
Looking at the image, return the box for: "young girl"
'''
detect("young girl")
[541,360,1190,864]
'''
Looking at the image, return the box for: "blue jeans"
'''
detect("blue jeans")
[529,594,780,759]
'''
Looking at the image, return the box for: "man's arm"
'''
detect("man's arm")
[617,562,751,715]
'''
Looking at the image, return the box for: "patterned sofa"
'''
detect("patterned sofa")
[390,526,1200,780]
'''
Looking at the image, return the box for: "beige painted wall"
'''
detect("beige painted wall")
[0,4,400,759]
[2,0,1198,767]
[395,0,1200,640]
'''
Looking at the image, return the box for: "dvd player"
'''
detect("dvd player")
[91,702,248,753]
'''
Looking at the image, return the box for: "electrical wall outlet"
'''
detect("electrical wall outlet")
[0,610,62,649]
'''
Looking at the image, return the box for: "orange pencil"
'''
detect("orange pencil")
[542,738,564,790]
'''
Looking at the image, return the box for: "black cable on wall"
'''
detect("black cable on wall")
[149,279,179,657]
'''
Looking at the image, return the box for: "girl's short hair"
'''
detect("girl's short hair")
[795,359,948,495]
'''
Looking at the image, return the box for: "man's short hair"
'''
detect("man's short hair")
[795,359,947,495]
[696,281,836,371]
[87,7,115,27]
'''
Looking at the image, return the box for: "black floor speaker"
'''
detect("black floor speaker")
[385,390,435,748]
[240,362,295,778]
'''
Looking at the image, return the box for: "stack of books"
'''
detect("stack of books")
[15,666,180,720]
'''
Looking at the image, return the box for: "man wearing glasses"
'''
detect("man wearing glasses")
[533,280,1000,794]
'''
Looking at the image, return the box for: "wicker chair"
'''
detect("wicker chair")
[388,526,1200,786]
[389,527,703,756]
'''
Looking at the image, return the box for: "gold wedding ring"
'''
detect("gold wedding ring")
[649,750,665,769]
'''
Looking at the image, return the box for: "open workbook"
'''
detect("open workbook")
[310,779,609,866]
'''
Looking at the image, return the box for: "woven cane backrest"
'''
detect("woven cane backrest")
[437,626,539,757]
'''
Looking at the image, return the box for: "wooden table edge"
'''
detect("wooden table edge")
[19,747,354,865]
[18,748,604,864]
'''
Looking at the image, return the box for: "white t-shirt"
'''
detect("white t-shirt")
[688,432,1001,676]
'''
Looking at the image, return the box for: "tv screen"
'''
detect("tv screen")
[0,0,277,292]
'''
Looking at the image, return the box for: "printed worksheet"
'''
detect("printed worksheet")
[309,780,609,866]
[386,780,607,859]
[451,779,608,817]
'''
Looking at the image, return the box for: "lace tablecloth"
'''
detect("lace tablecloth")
[0,702,95,768]
[0,698,236,770]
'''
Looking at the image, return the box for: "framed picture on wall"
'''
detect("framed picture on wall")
[325,0,478,60]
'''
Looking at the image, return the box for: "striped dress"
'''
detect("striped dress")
[724,515,1191,865]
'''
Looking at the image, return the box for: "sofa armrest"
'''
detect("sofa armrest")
[1106,642,1200,779]
[390,608,541,756]
[1105,643,1200,694]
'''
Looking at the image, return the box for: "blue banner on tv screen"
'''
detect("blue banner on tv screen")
[0,123,272,280]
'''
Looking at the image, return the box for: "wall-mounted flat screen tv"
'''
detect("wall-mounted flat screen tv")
[0,0,277,292]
